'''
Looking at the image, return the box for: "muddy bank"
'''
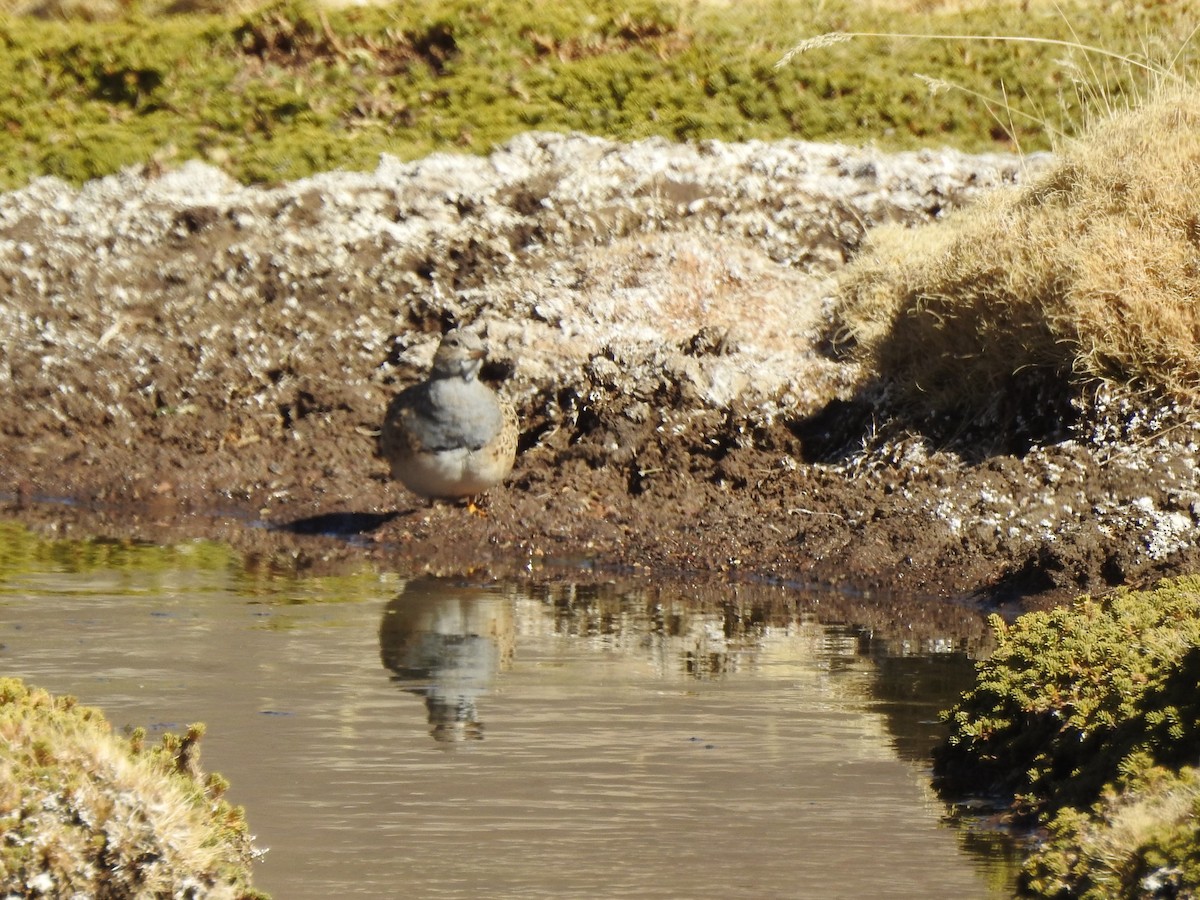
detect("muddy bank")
[2,133,1198,611]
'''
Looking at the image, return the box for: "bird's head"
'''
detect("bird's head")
[430,328,486,381]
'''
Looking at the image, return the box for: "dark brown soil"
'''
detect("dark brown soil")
[4,137,1199,615]
[8,378,1200,619]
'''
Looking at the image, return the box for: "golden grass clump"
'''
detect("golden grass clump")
[0,678,266,899]
[1025,771,1200,899]
[831,84,1200,418]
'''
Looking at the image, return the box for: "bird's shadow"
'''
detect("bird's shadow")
[276,510,405,538]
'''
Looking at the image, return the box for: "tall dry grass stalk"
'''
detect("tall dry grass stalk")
[778,19,1200,145]
[776,29,1182,81]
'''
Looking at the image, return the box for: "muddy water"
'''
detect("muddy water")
[0,550,1014,899]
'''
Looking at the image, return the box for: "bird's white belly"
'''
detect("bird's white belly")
[396,446,506,499]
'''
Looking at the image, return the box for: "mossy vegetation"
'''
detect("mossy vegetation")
[936,576,1200,898]
[0,677,266,898]
[1,0,1199,187]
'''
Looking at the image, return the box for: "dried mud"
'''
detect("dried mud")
[3,133,1199,614]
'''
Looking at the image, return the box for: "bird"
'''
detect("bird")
[380,328,518,501]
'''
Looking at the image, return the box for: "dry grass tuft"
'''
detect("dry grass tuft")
[830,83,1200,421]
[1025,769,1200,897]
[0,678,265,899]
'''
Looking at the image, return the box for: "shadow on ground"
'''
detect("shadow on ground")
[278,511,402,537]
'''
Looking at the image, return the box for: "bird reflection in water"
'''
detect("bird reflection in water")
[379,576,515,743]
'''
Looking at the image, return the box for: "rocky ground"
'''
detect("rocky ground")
[3,131,1199,614]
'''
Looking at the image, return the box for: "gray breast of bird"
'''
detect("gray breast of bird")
[404,377,505,453]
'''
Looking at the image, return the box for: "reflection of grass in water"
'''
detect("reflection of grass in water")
[0,519,392,605]
[230,560,397,607]
[2,0,1200,186]
[952,825,1027,897]
[0,519,237,578]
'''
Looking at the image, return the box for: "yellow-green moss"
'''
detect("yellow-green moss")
[1,0,1198,188]
[0,678,266,898]
[1024,768,1200,899]
[936,576,1200,898]
[938,577,1200,810]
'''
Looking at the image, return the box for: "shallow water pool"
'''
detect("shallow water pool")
[0,543,1015,898]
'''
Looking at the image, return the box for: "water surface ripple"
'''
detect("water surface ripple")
[0,564,1012,899]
